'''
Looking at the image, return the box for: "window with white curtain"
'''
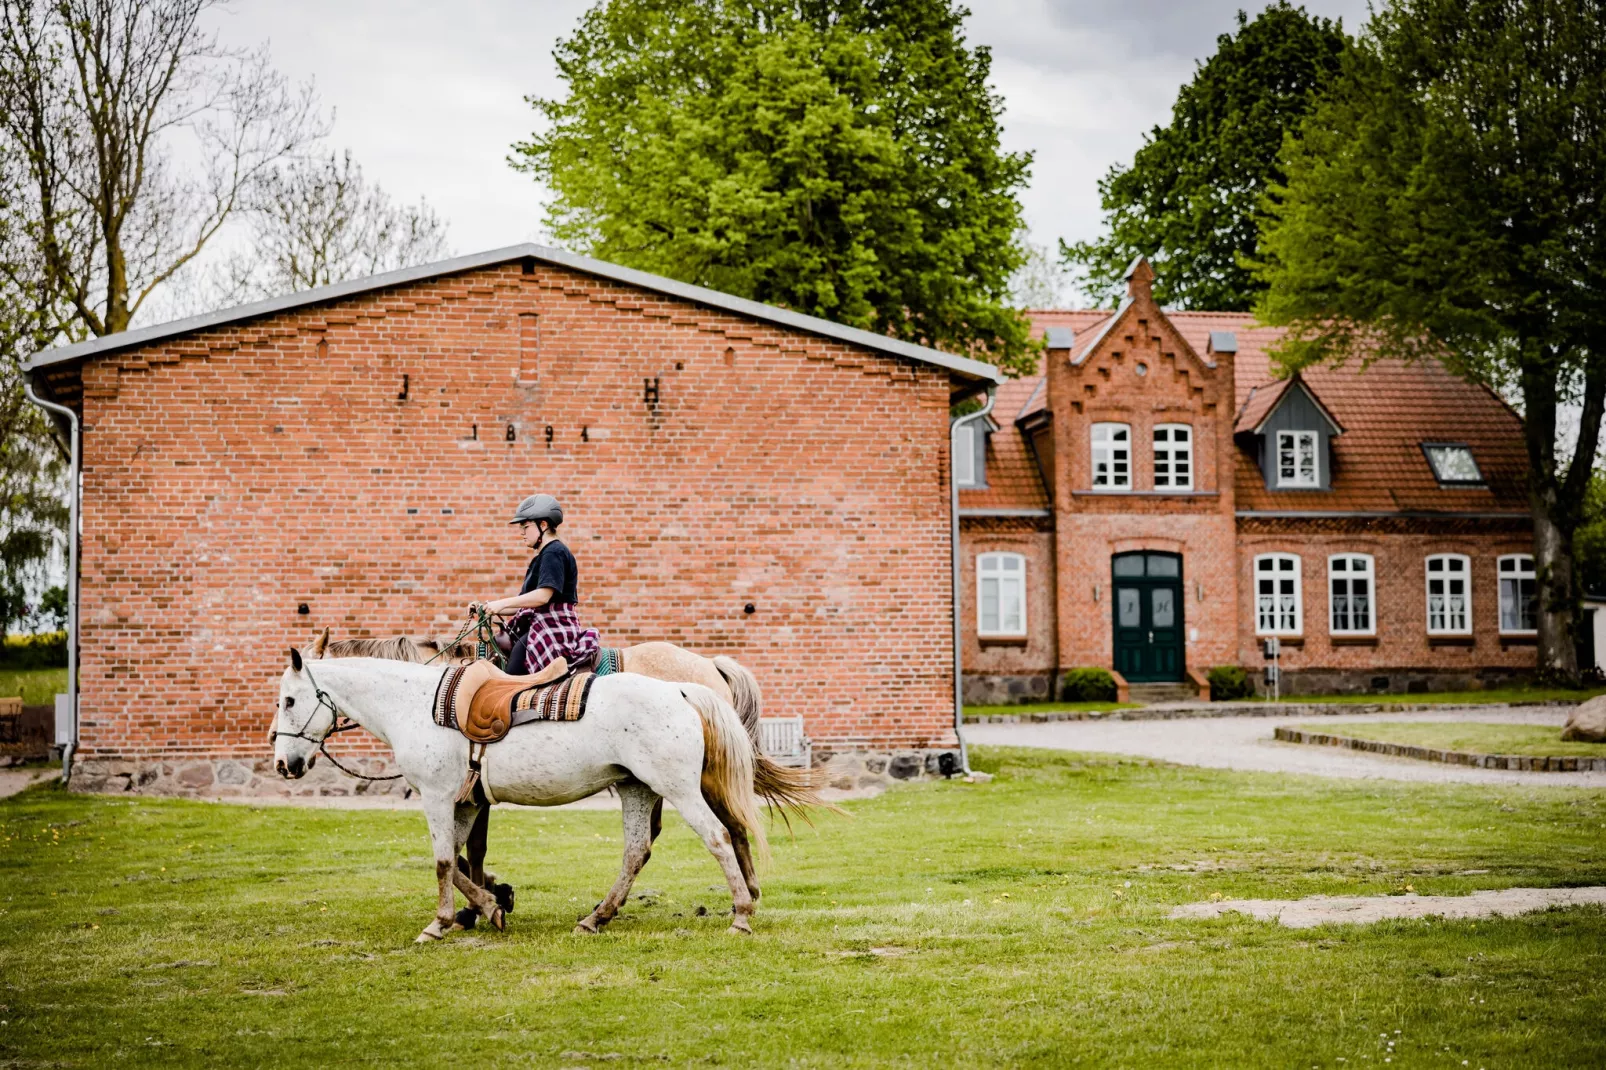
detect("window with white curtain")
[977,552,1027,637]
[1498,554,1536,633]
[953,422,976,487]
[1153,424,1193,490]
[1091,423,1131,490]
[1426,554,1471,634]
[1255,553,1302,634]
[1276,430,1319,488]
[1328,554,1375,634]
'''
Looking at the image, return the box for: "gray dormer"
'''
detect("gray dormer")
[954,414,996,488]
[1234,374,1344,492]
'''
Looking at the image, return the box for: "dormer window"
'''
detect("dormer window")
[1276,430,1319,488]
[1423,443,1484,487]
[953,421,989,488]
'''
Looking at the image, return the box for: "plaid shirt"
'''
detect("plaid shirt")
[509,602,599,674]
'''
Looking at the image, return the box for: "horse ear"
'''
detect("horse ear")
[289,647,304,672]
[313,628,329,658]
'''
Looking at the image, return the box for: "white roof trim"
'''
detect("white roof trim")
[24,242,1001,385]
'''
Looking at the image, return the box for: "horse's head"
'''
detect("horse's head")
[272,645,335,779]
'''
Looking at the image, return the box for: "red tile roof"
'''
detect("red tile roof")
[967,310,1531,516]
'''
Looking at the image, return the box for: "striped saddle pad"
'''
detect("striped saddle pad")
[433,660,597,744]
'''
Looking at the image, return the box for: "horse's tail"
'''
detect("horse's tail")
[752,754,836,831]
[711,655,762,745]
[681,683,769,867]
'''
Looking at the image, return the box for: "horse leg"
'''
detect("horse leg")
[650,797,664,844]
[448,805,505,932]
[662,788,756,935]
[415,799,464,943]
[705,792,761,904]
[575,781,658,935]
[452,804,506,930]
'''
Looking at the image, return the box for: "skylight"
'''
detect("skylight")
[1422,443,1484,486]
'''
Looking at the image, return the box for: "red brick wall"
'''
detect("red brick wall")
[958,519,1057,677]
[1236,519,1537,676]
[74,261,960,759]
[1046,285,1240,676]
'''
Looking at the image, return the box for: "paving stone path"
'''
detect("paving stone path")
[965,705,1606,786]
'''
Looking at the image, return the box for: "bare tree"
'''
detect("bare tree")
[219,148,449,302]
[1009,232,1072,311]
[0,0,323,337]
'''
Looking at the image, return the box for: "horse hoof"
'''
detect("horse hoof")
[728,917,753,936]
[454,906,479,930]
[415,930,443,944]
[490,907,506,932]
[573,917,600,935]
[491,881,515,914]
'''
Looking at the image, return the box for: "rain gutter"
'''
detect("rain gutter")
[950,386,996,775]
[22,379,79,784]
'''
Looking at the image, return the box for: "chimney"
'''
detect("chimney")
[1123,255,1156,302]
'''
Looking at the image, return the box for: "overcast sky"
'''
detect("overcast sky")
[203,0,1373,266]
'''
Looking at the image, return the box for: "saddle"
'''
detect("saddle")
[433,659,596,745]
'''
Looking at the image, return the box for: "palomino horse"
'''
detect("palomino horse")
[272,650,778,939]
[305,628,819,926]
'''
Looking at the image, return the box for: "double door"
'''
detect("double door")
[1111,552,1184,683]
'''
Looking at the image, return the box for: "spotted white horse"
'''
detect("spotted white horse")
[271,649,768,940]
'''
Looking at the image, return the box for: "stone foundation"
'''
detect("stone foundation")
[69,749,967,799]
[962,673,1055,705]
[1258,667,1533,697]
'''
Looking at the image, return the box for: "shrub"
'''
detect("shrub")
[1,631,68,669]
[1061,667,1118,703]
[1207,665,1254,701]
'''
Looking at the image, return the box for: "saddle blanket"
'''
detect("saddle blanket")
[433,660,597,744]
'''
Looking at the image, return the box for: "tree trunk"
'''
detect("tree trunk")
[1530,496,1579,683]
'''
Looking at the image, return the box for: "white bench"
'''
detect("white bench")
[757,715,812,769]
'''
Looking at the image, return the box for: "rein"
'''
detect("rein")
[273,661,404,783]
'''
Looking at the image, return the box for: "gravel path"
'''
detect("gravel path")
[965,705,1606,787]
[1172,885,1606,927]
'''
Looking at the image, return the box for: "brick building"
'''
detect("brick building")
[960,258,1536,702]
[24,245,999,793]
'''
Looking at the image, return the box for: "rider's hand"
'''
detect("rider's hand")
[467,600,490,618]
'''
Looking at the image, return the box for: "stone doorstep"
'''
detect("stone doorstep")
[964,698,1578,726]
[1273,726,1606,772]
[68,749,967,799]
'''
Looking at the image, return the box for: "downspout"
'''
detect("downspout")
[950,385,996,775]
[22,378,79,785]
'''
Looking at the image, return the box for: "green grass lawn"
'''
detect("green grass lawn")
[0,666,67,705]
[1,748,1603,1067]
[1297,720,1606,758]
[963,699,1139,719]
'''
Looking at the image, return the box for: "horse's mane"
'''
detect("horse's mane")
[324,636,430,662]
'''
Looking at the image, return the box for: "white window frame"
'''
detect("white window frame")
[1254,553,1303,635]
[1327,553,1376,636]
[1276,429,1320,488]
[953,422,976,488]
[977,552,1027,638]
[1091,423,1131,491]
[1498,554,1537,635]
[1425,553,1472,635]
[1153,423,1194,491]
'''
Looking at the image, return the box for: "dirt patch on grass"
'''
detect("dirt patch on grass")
[1173,886,1606,927]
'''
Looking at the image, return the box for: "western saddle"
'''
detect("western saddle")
[433,659,595,745]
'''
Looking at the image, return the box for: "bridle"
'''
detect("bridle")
[272,661,403,782]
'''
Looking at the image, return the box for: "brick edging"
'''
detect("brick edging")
[963,699,1576,725]
[1272,727,1606,772]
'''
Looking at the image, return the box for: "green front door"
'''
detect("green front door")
[1112,552,1185,682]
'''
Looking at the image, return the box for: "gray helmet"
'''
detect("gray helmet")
[509,493,562,527]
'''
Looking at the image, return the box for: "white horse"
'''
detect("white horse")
[271,649,767,940]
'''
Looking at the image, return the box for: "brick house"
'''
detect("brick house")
[24,245,999,793]
[960,257,1535,702]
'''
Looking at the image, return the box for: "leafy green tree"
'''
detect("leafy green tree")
[514,0,1037,374]
[1061,3,1349,310]
[1253,0,1606,680]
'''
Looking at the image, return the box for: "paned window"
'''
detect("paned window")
[1153,424,1193,490]
[1091,423,1131,490]
[1255,554,1302,635]
[1276,430,1319,488]
[978,553,1026,637]
[1498,554,1537,633]
[1328,554,1375,634]
[953,423,976,487]
[1426,554,1471,634]
[1423,443,1484,486]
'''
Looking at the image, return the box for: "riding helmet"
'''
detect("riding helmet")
[509,493,563,527]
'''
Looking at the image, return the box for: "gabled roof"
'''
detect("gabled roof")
[23,243,1001,385]
[958,374,1051,514]
[1234,373,1345,436]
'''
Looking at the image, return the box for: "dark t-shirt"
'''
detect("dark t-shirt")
[520,539,579,604]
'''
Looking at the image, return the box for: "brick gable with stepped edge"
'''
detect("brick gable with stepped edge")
[959,257,1535,702]
[26,245,998,795]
